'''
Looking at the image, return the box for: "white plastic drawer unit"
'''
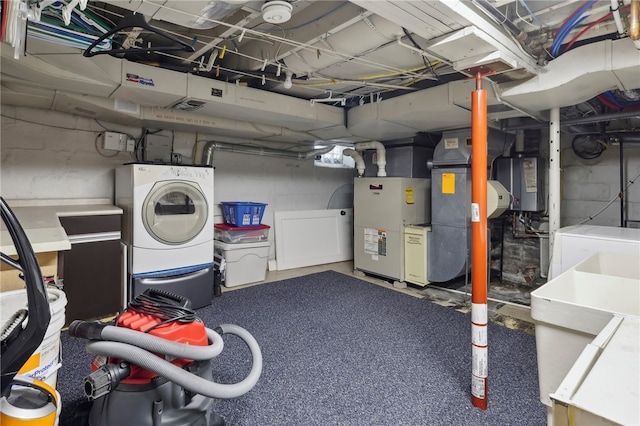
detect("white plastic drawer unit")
[215,240,270,287]
[530,252,640,407]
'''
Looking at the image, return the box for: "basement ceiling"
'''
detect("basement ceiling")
[1,0,639,146]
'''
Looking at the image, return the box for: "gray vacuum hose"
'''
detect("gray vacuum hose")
[98,325,224,360]
[85,324,262,399]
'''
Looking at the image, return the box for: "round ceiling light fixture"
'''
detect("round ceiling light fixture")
[262,1,293,24]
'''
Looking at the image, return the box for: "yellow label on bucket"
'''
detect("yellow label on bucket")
[18,353,41,375]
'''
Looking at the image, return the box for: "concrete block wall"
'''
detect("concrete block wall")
[2,106,638,288]
[0,106,355,262]
[561,143,640,227]
[493,136,639,287]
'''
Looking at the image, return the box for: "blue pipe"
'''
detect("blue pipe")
[551,15,588,56]
[604,91,640,108]
[551,0,596,56]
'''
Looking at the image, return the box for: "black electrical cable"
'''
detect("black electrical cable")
[402,27,438,79]
[571,134,606,159]
[126,291,197,333]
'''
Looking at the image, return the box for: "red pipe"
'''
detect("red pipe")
[471,72,488,410]
[597,94,622,111]
[564,12,613,52]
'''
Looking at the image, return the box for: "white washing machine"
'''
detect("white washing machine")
[115,163,215,308]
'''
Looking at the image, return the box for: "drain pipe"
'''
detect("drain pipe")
[354,141,386,177]
[201,141,334,165]
[343,148,365,177]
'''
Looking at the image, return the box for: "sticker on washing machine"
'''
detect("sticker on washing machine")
[364,228,387,256]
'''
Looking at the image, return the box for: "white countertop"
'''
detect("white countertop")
[1,199,123,256]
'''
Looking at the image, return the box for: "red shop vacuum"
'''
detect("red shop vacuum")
[69,289,262,426]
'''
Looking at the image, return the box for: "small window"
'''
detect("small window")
[314,145,355,169]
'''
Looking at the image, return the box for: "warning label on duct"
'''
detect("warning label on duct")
[364,228,387,256]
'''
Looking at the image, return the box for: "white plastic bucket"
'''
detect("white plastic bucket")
[0,288,67,388]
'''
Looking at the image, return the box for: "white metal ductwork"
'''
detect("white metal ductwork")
[281,13,406,75]
[347,38,640,141]
[99,0,251,30]
[426,26,525,76]
[500,38,640,111]
[2,24,638,143]
[0,44,352,143]
[347,79,524,141]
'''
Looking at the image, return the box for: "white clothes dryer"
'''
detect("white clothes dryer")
[116,163,215,307]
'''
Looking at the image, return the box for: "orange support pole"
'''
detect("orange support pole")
[471,72,488,410]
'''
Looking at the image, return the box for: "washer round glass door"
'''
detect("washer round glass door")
[142,181,209,245]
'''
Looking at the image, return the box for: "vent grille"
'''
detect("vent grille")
[171,99,206,112]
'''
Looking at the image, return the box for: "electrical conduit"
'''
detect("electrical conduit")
[354,141,386,177]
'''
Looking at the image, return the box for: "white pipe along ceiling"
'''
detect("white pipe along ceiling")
[1,0,639,148]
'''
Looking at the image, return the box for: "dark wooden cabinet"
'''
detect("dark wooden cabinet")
[58,215,122,326]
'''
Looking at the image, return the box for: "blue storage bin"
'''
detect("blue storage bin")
[221,202,267,227]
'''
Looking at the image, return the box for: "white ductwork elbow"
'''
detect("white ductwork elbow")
[355,141,386,177]
[343,148,365,177]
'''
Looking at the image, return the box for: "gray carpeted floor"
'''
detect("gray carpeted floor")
[57,270,546,425]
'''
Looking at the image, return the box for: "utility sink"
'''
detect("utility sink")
[530,252,640,407]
